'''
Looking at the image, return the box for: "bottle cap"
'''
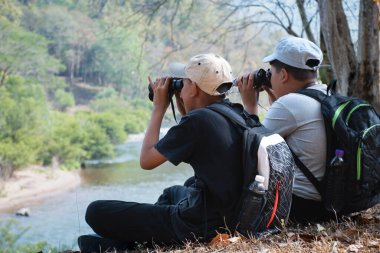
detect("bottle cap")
[335,149,344,157]
[255,175,265,183]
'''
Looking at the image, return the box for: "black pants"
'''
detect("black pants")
[85,184,194,245]
[289,194,339,224]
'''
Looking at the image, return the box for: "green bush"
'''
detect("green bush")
[90,96,150,135]
[0,76,48,177]
[82,122,115,159]
[38,112,88,170]
[89,112,127,144]
[54,89,75,111]
[0,220,48,253]
[95,87,117,99]
[89,96,129,112]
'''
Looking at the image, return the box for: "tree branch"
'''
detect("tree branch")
[296,0,316,42]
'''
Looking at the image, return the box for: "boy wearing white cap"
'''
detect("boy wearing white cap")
[79,54,248,252]
[238,37,335,223]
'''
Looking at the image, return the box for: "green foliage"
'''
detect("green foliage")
[90,96,150,134]
[0,0,22,23]
[0,219,48,253]
[95,87,118,99]
[81,119,115,160]
[80,25,147,96]
[124,109,150,134]
[0,18,64,86]
[88,112,127,145]
[54,89,75,111]
[39,112,88,170]
[0,76,48,176]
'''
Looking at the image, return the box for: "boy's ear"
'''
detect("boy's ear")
[190,81,200,96]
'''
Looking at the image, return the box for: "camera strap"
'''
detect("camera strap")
[169,96,178,124]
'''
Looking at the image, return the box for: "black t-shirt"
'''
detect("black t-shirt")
[155,102,243,219]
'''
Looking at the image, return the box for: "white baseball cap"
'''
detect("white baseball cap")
[263,37,323,71]
[169,53,233,96]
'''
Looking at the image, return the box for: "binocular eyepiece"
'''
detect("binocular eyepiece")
[148,79,184,101]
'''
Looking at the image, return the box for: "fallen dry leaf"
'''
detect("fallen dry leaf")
[209,233,230,247]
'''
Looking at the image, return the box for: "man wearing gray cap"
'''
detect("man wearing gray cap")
[238,37,335,223]
[79,54,247,252]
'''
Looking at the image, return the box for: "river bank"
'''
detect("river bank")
[0,166,81,214]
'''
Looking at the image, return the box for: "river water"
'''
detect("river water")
[0,133,193,250]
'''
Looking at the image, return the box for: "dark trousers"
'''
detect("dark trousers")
[85,184,193,245]
[289,194,339,224]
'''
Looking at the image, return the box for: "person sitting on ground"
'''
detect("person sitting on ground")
[78,53,248,252]
[237,36,335,223]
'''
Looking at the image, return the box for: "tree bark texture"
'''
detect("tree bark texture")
[357,0,380,110]
[318,0,357,96]
[319,0,380,111]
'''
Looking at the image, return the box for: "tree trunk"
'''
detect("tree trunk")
[318,0,357,95]
[356,0,380,111]
[319,0,380,111]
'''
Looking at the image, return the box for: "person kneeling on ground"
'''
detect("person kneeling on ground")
[78,53,247,252]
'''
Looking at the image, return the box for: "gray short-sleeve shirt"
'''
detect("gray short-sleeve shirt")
[263,83,327,201]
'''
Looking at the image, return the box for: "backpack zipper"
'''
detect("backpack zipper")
[345,104,371,125]
[356,124,380,180]
[332,101,351,129]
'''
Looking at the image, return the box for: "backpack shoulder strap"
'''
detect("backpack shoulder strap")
[290,149,324,197]
[296,88,327,103]
[207,103,249,129]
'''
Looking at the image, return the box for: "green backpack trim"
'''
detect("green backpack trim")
[358,124,380,180]
[332,101,350,129]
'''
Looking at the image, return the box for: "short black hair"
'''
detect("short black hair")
[269,60,317,81]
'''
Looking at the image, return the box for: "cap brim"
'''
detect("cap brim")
[169,62,187,78]
[262,53,276,63]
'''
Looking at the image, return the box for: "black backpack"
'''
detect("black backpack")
[208,102,295,236]
[294,88,380,214]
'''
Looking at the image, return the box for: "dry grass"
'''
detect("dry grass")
[66,204,380,253]
[149,204,380,253]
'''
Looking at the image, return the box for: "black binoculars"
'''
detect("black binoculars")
[253,68,272,90]
[148,79,184,101]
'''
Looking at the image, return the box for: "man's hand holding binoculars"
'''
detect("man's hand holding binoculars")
[236,69,277,116]
[236,73,258,115]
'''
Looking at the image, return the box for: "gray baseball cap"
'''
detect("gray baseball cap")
[263,37,323,71]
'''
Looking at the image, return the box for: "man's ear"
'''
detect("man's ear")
[280,68,289,83]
